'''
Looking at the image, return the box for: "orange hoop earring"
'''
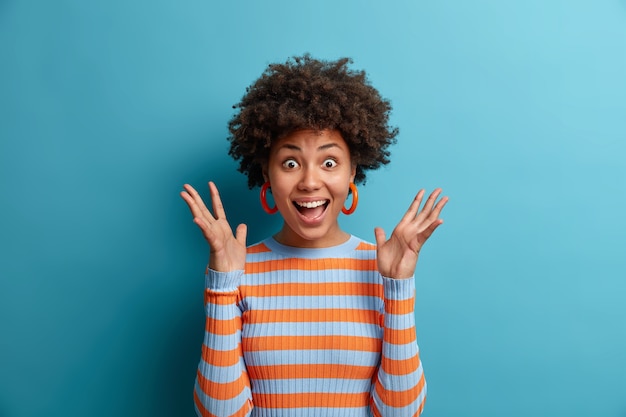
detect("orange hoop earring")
[260,182,278,214]
[342,182,358,215]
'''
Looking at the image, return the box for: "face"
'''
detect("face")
[265,129,356,248]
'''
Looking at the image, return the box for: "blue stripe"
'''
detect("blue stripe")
[242,269,382,284]
[204,303,242,320]
[252,378,373,394]
[377,365,425,391]
[250,406,372,417]
[256,235,365,259]
[382,342,419,361]
[383,312,416,330]
[243,348,379,366]
[244,321,381,338]
[203,331,241,351]
[245,295,383,310]
[205,269,243,290]
[382,277,415,300]
[197,358,245,384]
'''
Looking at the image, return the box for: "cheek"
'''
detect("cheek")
[330,179,352,200]
[267,176,292,201]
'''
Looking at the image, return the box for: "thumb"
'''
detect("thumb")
[374,227,386,247]
[235,223,248,245]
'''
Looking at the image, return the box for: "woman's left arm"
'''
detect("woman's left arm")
[371,277,424,416]
[371,188,448,416]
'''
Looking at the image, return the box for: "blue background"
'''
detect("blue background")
[1,1,625,416]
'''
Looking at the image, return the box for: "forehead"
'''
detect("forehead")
[271,129,349,153]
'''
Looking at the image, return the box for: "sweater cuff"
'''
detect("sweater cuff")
[382,275,416,300]
[205,269,243,292]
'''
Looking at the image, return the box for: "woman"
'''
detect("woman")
[181,55,448,417]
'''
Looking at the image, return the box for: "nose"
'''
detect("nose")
[298,166,322,191]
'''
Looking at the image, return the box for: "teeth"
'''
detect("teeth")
[296,200,327,209]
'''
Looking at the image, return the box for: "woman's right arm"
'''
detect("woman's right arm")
[181,183,252,417]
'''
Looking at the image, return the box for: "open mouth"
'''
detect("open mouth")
[293,200,329,219]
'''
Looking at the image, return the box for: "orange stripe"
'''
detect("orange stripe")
[384,327,416,345]
[247,243,271,254]
[196,369,250,401]
[371,399,425,417]
[374,372,426,408]
[205,316,241,335]
[193,389,252,417]
[201,344,241,367]
[254,392,369,408]
[381,355,420,376]
[194,389,219,417]
[240,282,382,298]
[204,291,239,305]
[372,401,381,417]
[245,258,376,273]
[248,363,376,380]
[384,297,415,315]
[243,335,382,352]
[245,308,380,324]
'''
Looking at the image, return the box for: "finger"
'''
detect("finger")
[414,189,445,226]
[182,184,208,211]
[374,227,387,247]
[193,216,223,249]
[432,195,449,216]
[418,218,444,242]
[400,189,425,224]
[183,184,215,222]
[208,181,227,220]
[422,195,449,225]
[235,223,248,245]
[180,190,205,218]
[419,188,443,215]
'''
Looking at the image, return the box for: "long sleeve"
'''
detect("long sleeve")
[370,276,426,417]
[194,269,253,417]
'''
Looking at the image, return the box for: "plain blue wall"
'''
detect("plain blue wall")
[1,1,625,416]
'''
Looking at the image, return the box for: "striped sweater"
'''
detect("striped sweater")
[194,235,426,417]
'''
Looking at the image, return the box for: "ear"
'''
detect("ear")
[350,164,357,184]
[262,164,269,183]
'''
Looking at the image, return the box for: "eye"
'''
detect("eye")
[282,159,299,169]
[323,158,338,168]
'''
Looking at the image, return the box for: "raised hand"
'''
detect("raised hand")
[374,188,448,279]
[180,182,247,272]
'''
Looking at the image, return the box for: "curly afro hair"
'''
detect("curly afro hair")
[227,54,399,189]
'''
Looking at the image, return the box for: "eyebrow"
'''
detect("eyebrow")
[278,143,342,152]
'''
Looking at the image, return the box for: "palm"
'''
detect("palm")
[180,182,247,272]
[375,189,448,279]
